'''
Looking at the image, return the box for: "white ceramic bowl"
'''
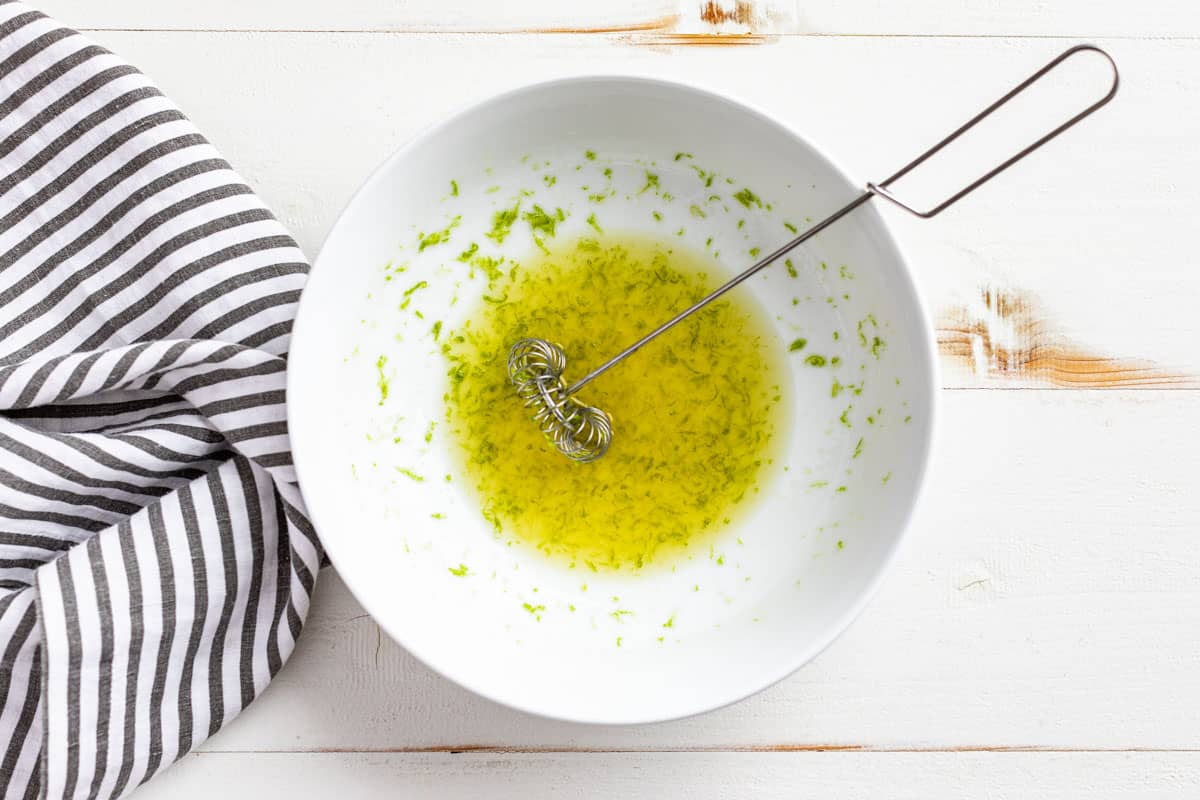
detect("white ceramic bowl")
[288,77,937,724]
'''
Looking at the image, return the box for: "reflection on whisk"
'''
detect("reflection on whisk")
[507,338,613,463]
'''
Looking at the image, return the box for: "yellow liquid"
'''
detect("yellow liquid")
[444,234,789,571]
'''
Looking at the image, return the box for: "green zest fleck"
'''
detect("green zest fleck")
[523,602,545,614]
[662,615,675,628]
[640,171,660,194]
[689,204,707,218]
[375,355,389,405]
[448,563,468,576]
[837,540,845,550]
[424,421,436,443]
[487,203,521,244]
[805,354,827,367]
[457,242,478,262]
[399,280,429,310]
[586,212,603,234]
[450,180,459,197]
[395,467,424,482]
[523,204,564,238]
[733,187,762,209]
[417,216,460,252]
[674,152,693,161]
[853,437,864,459]
[431,320,443,341]
[789,338,807,352]
[785,258,798,278]
[784,221,798,234]
[543,174,556,187]
[840,406,852,427]
[749,247,760,257]
[882,471,893,485]
[585,149,596,160]
[652,211,662,222]
[857,314,886,359]
[831,379,844,398]
[472,256,505,284]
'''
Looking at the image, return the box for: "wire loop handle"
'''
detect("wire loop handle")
[868,44,1120,218]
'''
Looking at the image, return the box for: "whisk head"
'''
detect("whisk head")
[507,338,613,463]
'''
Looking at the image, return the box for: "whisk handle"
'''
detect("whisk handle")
[565,44,1119,396]
[867,44,1119,218]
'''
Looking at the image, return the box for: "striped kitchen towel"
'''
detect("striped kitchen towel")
[0,3,322,798]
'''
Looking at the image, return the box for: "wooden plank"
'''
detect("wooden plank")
[34,0,689,34]
[38,0,1200,37]
[198,389,1200,752]
[79,31,1200,388]
[133,752,1200,798]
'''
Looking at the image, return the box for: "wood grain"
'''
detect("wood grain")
[937,288,1197,388]
[131,752,1200,799]
[76,31,1200,389]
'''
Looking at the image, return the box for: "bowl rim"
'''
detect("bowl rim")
[287,73,940,726]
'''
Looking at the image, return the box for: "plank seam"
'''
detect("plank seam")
[193,747,1200,754]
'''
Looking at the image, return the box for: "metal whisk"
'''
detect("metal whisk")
[508,45,1118,462]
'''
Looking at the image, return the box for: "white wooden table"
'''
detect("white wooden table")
[38,1,1200,796]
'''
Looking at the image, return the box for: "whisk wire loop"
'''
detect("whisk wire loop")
[507,338,612,462]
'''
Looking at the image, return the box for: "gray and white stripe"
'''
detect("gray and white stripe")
[0,4,322,797]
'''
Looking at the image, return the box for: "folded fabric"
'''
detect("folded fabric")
[0,4,322,797]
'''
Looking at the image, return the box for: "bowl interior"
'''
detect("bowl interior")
[288,77,936,723]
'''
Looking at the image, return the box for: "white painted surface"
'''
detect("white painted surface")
[31,1,1198,796]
